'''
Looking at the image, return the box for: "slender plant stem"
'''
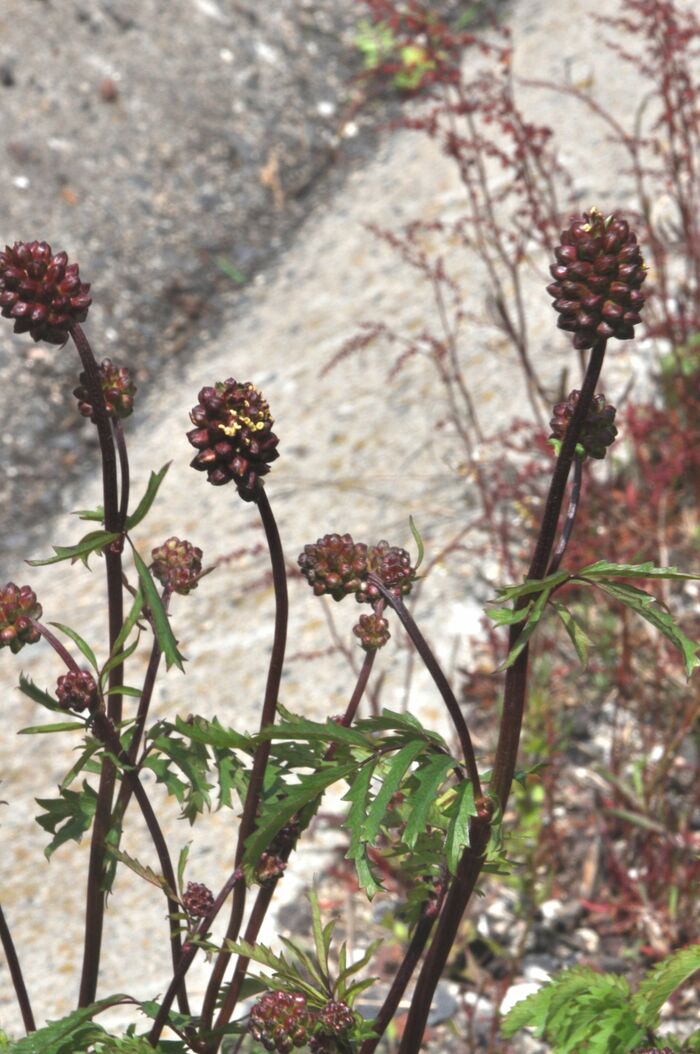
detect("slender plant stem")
[397,339,608,1054]
[0,903,35,1034]
[30,620,81,673]
[548,455,583,575]
[213,642,379,1037]
[367,578,482,796]
[90,711,189,1014]
[70,323,127,1007]
[114,419,130,530]
[199,485,288,1042]
[147,869,242,1047]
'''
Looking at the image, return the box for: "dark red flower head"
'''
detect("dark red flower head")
[298,534,416,604]
[182,881,214,919]
[187,379,279,499]
[550,389,618,459]
[74,358,136,421]
[0,583,42,653]
[0,241,91,344]
[56,670,98,713]
[249,991,314,1054]
[151,537,203,595]
[547,208,646,350]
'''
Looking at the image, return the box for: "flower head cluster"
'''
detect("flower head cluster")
[0,583,42,653]
[187,379,279,499]
[0,241,91,344]
[298,534,416,604]
[248,992,355,1054]
[56,670,98,713]
[353,612,391,651]
[249,991,315,1053]
[74,359,136,422]
[547,209,645,350]
[550,390,618,459]
[151,537,203,595]
[182,881,214,919]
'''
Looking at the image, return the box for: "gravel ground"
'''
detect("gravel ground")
[0,0,670,1046]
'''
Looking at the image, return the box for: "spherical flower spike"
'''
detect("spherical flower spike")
[363,539,416,602]
[187,379,279,499]
[151,537,204,595]
[56,670,98,713]
[318,1001,355,1036]
[298,533,370,601]
[547,208,646,350]
[550,389,618,459]
[182,881,214,919]
[74,358,136,421]
[353,612,391,651]
[0,240,91,344]
[249,991,315,1053]
[0,583,42,653]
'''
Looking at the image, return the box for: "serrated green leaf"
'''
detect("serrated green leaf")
[108,847,175,898]
[498,586,556,671]
[578,560,700,582]
[132,548,185,671]
[551,601,592,666]
[19,721,86,734]
[61,739,103,790]
[35,781,98,858]
[27,529,121,567]
[104,684,142,698]
[632,943,700,1026]
[48,622,98,671]
[258,716,371,750]
[485,602,533,626]
[174,715,251,752]
[343,761,382,898]
[177,843,191,897]
[363,739,426,845]
[243,764,355,875]
[495,569,570,602]
[595,580,699,677]
[112,587,145,658]
[445,780,476,875]
[73,504,105,523]
[18,674,62,712]
[403,753,456,849]
[100,635,141,685]
[309,889,331,977]
[4,995,132,1054]
[126,463,171,531]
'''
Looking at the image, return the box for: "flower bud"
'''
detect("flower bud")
[0,241,91,344]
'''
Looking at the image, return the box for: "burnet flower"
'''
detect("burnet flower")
[0,240,91,344]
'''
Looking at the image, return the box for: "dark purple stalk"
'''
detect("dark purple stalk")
[212,642,379,1038]
[147,869,242,1047]
[199,485,288,1042]
[90,710,189,1014]
[548,454,583,575]
[70,322,126,1008]
[367,578,482,796]
[30,620,81,673]
[396,338,608,1054]
[0,903,35,1034]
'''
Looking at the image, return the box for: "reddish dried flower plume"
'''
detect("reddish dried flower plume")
[0,240,91,344]
[187,379,279,499]
[151,537,203,595]
[353,612,391,650]
[249,991,314,1053]
[550,390,618,459]
[56,670,98,713]
[0,583,42,653]
[74,358,136,421]
[547,208,646,350]
[182,881,214,919]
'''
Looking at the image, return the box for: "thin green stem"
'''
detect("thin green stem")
[199,485,288,1042]
[0,903,35,1034]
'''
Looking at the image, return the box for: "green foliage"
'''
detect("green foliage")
[26,529,122,568]
[1,997,132,1054]
[125,463,171,531]
[131,548,185,672]
[35,781,98,858]
[226,890,379,1014]
[502,943,700,1053]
